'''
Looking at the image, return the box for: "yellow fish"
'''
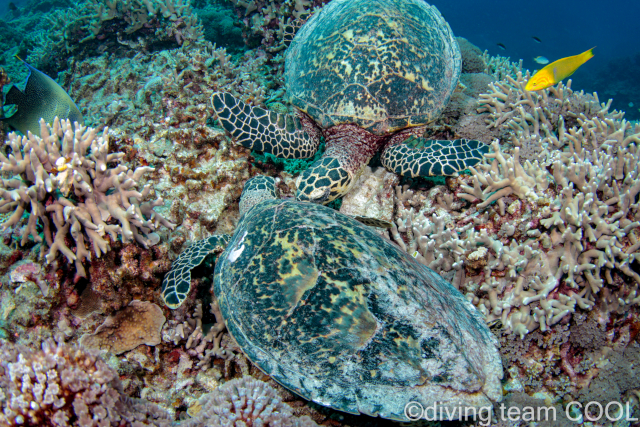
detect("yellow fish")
[525,47,595,91]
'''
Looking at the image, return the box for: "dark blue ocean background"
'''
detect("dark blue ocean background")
[431,0,640,120]
[1,0,639,119]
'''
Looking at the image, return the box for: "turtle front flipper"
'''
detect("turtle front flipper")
[381,137,489,177]
[161,235,231,309]
[211,92,322,159]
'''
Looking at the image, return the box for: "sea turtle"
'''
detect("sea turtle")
[211,0,489,205]
[161,175,502,421]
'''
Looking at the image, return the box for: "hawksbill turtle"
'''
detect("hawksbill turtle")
[211,0,489,204]
[161,175,502,421]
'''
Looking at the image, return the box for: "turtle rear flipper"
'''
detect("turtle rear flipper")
[381,137,489,177]
[211,92,322,159]
[161,234,230,309]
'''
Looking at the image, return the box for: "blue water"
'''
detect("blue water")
[431,0,640,118]
[432,0,637,69]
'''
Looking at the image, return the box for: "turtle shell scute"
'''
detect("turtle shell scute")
[285,0,461,135]
[213,199,502,420]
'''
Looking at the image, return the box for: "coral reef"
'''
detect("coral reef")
[363,51,640,423]
[385,70,640,338]
[0,257,56,341]
[572,51,640,121]
[62,42,275,246]
[0,2,638,424]
[0,339,173,426]
[27,0,205,73]
[183,375,319,427]
[0,117,175,278]
[226,0,328,53]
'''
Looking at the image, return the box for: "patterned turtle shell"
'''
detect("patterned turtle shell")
[285,0,461,136]
[214,198,502,420]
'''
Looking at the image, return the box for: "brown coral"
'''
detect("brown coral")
[80,300,166,354]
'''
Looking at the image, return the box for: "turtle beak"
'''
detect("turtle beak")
[298,186,331,204]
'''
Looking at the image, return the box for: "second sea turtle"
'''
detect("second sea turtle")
[161,175,502,421]
[211,0,488,204]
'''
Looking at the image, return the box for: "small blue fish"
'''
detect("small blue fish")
[534,56,549,65]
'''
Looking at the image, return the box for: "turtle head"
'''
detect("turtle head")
[240,175,279,215]
[295,157,351,204]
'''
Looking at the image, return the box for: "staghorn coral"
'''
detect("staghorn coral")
[481,50,523,82]
[456,77,640,335]
[183,375,319,427]
[384,61,640,339]
[0,117,176,278]
[0,339,173,426]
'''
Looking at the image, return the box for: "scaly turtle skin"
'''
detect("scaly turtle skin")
[161,175,502,421]
[211,0,489,204]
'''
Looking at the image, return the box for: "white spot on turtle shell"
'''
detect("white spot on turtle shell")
[228,231,248,263]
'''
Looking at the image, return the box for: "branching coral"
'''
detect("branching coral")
[0,117,175,278]
[0,339,173,426]
[455,74,640,335]
[162,298,235,370]
[481,50,523,82]
[387,70,640,338]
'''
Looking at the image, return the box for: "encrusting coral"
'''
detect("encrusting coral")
[80,300,166,354]
[0,117,175,278]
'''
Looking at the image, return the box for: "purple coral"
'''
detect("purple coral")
[0,339,172,426]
